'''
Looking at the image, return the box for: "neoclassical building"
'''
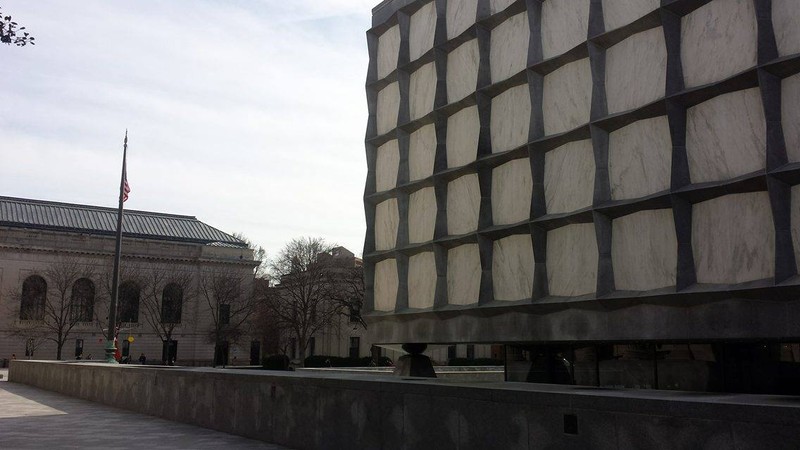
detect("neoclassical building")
[363,0,800,393]
[0,196,258,366]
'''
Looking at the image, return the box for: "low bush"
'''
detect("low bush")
[262,354,290,370]
[448,358,503,366]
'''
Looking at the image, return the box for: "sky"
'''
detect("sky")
[0,0,377,258]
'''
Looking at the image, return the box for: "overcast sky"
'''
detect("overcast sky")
[0,0,376,257]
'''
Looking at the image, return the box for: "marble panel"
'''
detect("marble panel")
[686,88,766,183]
[409,187,437,244]
[447,244,481,305]
[547,223,598,297]
[410,2,437,62]
[374,258,398,312]
[544,139,595,214]
[681,0,757,88]
[602,0,659,31]
[375,139,399,192]
[492,158,532,225]
[492,234,534,301]
[409,124,437,181]
[490,12,530,83]
[612,209,677,291]
[792,185,800,268]
[377,25,401,80]
[773,0,800,56]
[377,82,400,135]
[606,27,667,114]
[693,192,774,284]
[541,0,590,59]
[410,63,437,121]
[446,106,480,167]
[543,58,592,135]
[447,0,478,39]
[375,198,399,251]
[447,174,481,235]
[408,252,436,309]
[491,84,531,153]
[490,0,515,14]
[447,39,480,103]
[609,116,672,200]
[782,73,800,163]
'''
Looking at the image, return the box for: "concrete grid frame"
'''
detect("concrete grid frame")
[362,0,800,345]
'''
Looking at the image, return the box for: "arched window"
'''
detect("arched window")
[71,278,95,322]
[20,275,47,320]
[118,281,140,323]
[161,283,183,324]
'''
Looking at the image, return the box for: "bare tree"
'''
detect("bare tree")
[200,268,258,366]
[1,7,35,47]
[94,261,146,347]
[265,237,362,366]
[232,232,268,279]
[6,257,95,359]
[139,264,196,364]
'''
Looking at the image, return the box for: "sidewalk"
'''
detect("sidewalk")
[0,370,288,449]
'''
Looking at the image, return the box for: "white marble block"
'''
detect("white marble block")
[609,116,672,200]
[543,58,592,135]
[409,187,437,243]
[544,139,595,214]
[490,12,530,83]
[447,39,480,104]
[490,0,515,15]
[681,0,757,88]
[377,25,401,80]
[686,88,766,184]
[410,2,437,62]
[374,258,398,311]
[773,0,800,57]
[447,244,481,305]
[782,73,800,163]
[375,139,399,192]
[547,223,598,297]
[377,82,400,135]
[447,106,480,167]
[408,251,437,309]
[492,158,532,225]
[792,185,800,268]
[606,27,667,114]
[410,63,437,121]
[491,84,531,153]
[693,192,774,284]
[612,209,677,291]
[602,0,659,31]
[447,0,478,39]
[375,198,399,251]
[492,234,534,301]
[447,174,481,235]
[409,124,437,181]
[541,0,590,59]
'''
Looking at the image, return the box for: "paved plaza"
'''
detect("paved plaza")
[0,369,288,449]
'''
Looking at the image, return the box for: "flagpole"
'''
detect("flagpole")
[105,130,128,364]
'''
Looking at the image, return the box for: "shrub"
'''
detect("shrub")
[303,355,393,368]
[262,354,290,370]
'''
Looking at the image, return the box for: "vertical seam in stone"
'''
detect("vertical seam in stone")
[478,234,494,305]
[396,252,410,312]
[766,176,797,282]
[434,243,449,308]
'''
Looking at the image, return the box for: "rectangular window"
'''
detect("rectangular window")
[349,299,361,323]
[349,337,360,359]
[466,344,475,360]
[447,345,457,361]
[290,338,297,359]
[219,304,231,325]
[75,339,84,359]
[308,337,316,356]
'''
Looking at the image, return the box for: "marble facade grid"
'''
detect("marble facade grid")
[363,0,800,342]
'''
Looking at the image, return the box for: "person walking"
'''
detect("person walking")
[138,353,146,365]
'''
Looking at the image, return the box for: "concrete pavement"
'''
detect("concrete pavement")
[0,369,289,449]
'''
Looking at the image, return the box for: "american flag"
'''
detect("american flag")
[122,132,131,202]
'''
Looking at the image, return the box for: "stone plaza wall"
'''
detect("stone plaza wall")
[363,0,800,344]
[9,360,800,449]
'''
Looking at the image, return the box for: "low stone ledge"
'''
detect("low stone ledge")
[8,360,800,449]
